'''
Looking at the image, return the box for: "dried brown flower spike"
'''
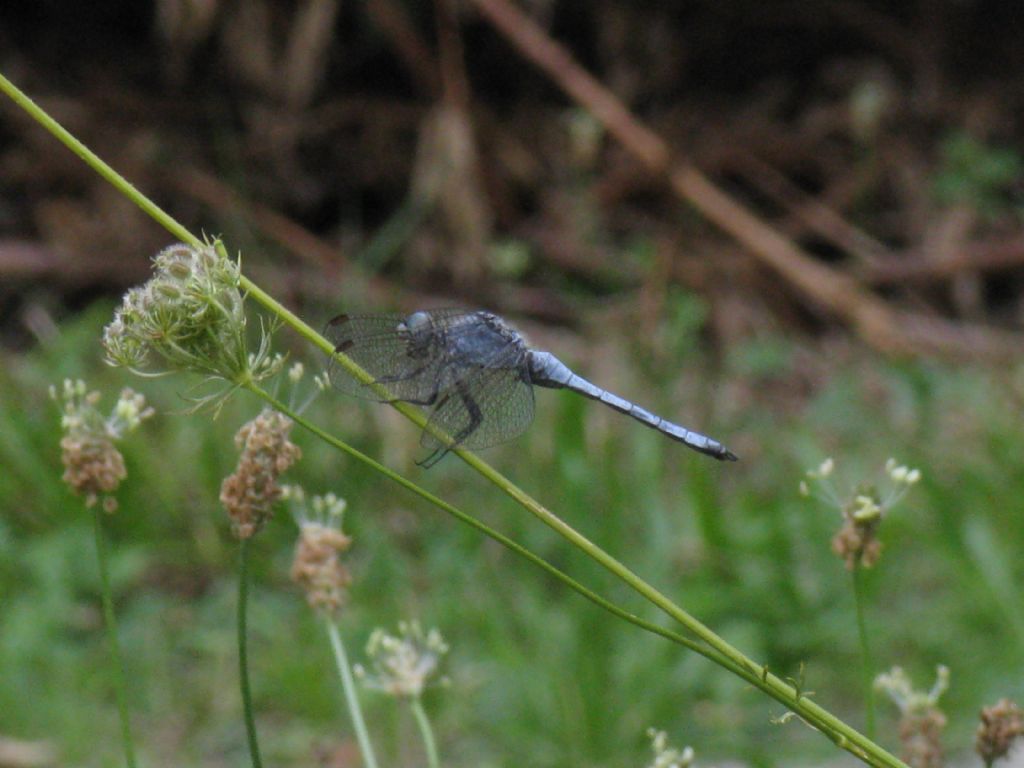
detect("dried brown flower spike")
[53,380,153,512]
[286,488,352,615]
[976,698,1024,767]
[219,408,301,539]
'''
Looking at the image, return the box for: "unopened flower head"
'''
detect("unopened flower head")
[875,666,949,768]
[801,456,922,569]
[52,379,154,511]
[103,241,277,387]
[356,621,449,699]
[645,728,695,768]
[286,486,352,615]
[875,665,949,715]
[852,494,882,522]
[975,698,1024,767]
[219,408,301,539]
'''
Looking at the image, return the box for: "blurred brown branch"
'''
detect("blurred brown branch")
[469,0,1022,358]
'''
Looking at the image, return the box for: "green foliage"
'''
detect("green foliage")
[933,131,1024,218]
[2,306,1024,766]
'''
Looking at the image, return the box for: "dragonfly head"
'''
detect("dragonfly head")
[397,311,433,349]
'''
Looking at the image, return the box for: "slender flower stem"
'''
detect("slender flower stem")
[0,70,909,768]
[410,697,440,768]
[237,538,264,768]
[230,288,873,762]
[247,385,744,676]
[852,564,877,738]
[249,386,901,766]
[326,620,380,768]
[91,508,139,768]
[234,294,904,765]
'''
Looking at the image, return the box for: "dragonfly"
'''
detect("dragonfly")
[325,309,738,467]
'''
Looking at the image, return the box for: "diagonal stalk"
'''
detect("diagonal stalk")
[246,386,900,766]
[247,383,744,677]
[0,70,907,768]
[242,314,904,767]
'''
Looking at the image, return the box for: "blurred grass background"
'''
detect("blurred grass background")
[2,299,1023,766]
[3,1,1024,766]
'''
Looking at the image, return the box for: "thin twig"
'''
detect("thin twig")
[246,384,898,766]
[865,236,1024,284]
[734,152,893,268]
[366,0,441,96]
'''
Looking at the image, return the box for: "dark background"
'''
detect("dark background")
[2,0,1023,345]
[1,2,1023,767]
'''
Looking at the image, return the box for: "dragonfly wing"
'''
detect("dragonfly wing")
[420,348,535,455]
[459,366,535,448]
[324,313,444,403]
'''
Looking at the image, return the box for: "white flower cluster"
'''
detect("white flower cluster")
[356,621,449,699]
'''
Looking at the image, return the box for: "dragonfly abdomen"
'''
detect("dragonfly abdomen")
[528,350,737,461]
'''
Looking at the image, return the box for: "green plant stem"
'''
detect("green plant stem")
[249,386,898,766]
[0,73,195,247]
[410,697,440,768]
[326,620,380,768]
[247,385,744,676]
[237,538,264,768]
[236,287,904,766]
[232,289,859,761]
[852,564,876,739]
[91,507,139,768]
[0,70,908,768]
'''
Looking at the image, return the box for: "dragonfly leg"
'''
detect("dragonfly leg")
[372,362,435,401]
[390,390,438,406]
[415,390,458,468]
[415,380,483,467]
[449,380,483,446]
[416,445,448,468]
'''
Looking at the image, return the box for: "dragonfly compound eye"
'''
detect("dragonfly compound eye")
[405,311,431,335]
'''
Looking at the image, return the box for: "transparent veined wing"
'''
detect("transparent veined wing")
[324,312,447,403]
[418,342,535,465]
[324,309,496,402]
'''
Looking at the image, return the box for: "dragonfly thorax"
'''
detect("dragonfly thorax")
[443,311,527,368]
